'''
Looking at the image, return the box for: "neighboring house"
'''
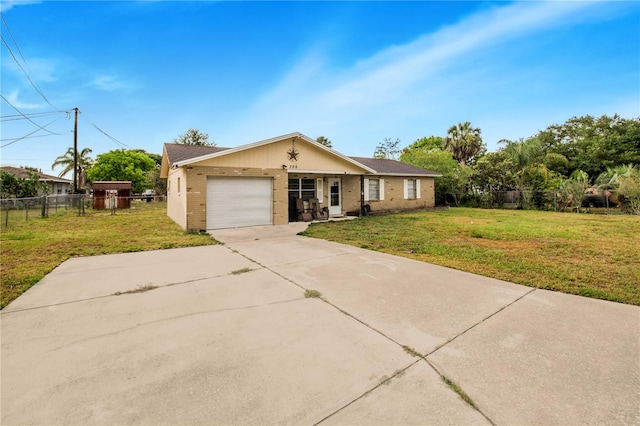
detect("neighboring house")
[160,132,441,231]
[0,166,72,195]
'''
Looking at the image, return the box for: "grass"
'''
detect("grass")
[441,375,476,408]
[114,284,158,296]
[304,289,322,298]
[0,202,216,309]
[231,267,254,275]
[301,208,640,306]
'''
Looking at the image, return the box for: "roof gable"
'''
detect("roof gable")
[159,133,441,178]
[162,132,375,175]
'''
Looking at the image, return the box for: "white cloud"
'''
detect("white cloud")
[91,74,135,92]
[0,0,40,13]
[4,90,42,109]
[222,0,615,151]
[2,54,58,83]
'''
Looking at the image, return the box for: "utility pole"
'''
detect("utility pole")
[73,107,79,194]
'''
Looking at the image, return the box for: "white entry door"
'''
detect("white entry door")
[329,178,341,216]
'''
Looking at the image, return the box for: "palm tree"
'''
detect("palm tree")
[499,138,542,168]
[51,147,94,178]
[444,122,483,167]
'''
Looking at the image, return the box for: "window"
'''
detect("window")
[368,179,379,201]
[288,178,315,200]
[365,178,384,201]
[404,179,420,199]
[177,177,181,194]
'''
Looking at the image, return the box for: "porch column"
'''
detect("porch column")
[360,175,365,217]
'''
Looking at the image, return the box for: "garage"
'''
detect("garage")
[206,177,273,229]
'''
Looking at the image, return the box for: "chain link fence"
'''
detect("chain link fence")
[1,194,166,228]
[465,189,630,214]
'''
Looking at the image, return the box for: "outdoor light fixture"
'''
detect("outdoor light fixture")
[282,164,287,170]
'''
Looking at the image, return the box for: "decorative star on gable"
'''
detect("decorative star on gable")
[287,147,299,161]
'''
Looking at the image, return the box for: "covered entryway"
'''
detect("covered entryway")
[206,177,272,229]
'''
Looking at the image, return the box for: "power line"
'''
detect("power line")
[79,111,131,148]
[0,117,66,148]
[0,94,67,136]
[1,130,70,142]
[0,13,58,110]
[0,110,67,122]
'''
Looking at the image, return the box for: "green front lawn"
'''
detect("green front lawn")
[301,208,640,305]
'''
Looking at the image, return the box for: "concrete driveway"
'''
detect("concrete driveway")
[2,223,638,425]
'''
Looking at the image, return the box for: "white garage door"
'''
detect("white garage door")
[206,177,273,230]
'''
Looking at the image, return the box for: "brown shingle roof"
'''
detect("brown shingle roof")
[164,143,230,166]
[161,142,439,177]
[349,157,441,177]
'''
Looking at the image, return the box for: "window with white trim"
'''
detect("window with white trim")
[365,178,385,201]
[404,178,420,199]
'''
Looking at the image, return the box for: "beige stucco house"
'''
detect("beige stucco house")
[160,132,440,231]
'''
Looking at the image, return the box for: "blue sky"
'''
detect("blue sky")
[1,1,639,177]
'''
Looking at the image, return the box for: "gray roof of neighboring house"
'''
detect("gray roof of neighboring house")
[0,166,72,183]
[349,157,441,177]
[164,143,230,166]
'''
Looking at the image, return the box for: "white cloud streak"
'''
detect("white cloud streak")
[224,1,613,148]
[91,74,134,92]
[0,0,40,13]
[5,90,42,109]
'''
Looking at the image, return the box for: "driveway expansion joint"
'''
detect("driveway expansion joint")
[426,287,537,358]
[226,242,501,425]
[1,268,267,314]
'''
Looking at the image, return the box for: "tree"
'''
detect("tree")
[0,170,47,198]
[444,166,472,207]
[174,128,215,146]
[316,136,332,148]
[51,147,94,178]
[471,151,518,207]
[559,170,590,212]
[536,115,640,179]
[596,164,640,214]
[500,138,542,168]
[444,122,484,167]
[402,136,444,154]
[373,138,401,160]
[617,172,640,215]
[133,149,162,166]
[145,168,167,195]
[132,150,165,194]
[86,150,156,194]
[543,152,570,176]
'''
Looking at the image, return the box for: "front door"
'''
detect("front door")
[329,179,341,216]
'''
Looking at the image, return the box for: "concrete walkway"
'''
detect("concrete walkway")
[2,223,638,425]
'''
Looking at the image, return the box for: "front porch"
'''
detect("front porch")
[287,174,364,223]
